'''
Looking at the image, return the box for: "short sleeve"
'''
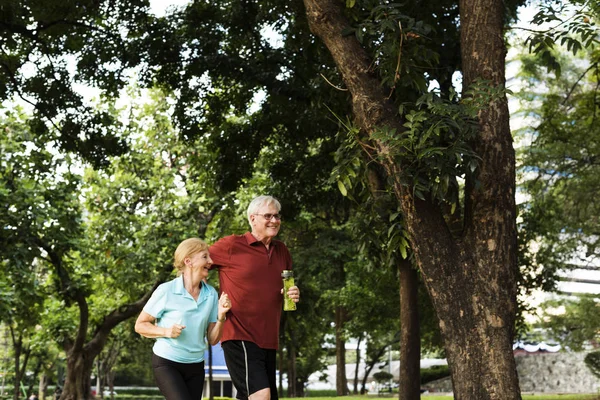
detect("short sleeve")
[209,235,232,269]
[143,283,168,318]
[209,288,218,323]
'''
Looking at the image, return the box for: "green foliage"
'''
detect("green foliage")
[420,365,450,384]
[1,86,231,391]
[351,3,438,93]
[332,88,485,209]
[537,295,600,351]
[584,350,600,379]
[330,117,443,355]
[524,0,599,76]
[515,38,600,304]
[372,371,394,383]
[0,0,531,391]
[0,0,150,165]
[393,90,481,203]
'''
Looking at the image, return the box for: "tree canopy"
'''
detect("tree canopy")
[5,0,600,398]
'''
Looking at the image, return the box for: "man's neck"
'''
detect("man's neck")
[251,231,273,248]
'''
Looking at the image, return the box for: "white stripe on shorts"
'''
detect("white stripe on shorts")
[242,341,250,396]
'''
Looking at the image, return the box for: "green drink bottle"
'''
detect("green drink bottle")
[281,270,296,311]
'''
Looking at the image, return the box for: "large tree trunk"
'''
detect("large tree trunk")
[399,259,420,400]
[334,306,349,396]
[61,350,95,400]
[303,1,520,399]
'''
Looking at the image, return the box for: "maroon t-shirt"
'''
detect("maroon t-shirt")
[209,232,292,349]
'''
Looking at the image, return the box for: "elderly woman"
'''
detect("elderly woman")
[135,238,231,400]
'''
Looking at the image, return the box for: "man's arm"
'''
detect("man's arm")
[208,235,232,269]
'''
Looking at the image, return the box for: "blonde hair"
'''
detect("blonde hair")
[246,195,281,226]
[173,238,209,275]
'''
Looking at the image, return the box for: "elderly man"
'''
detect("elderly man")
[209,195,300,400]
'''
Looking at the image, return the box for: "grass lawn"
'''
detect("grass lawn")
[421,396,600,400]
[282,395,600,400]
[420,396,599,400]
[420,395,599,400]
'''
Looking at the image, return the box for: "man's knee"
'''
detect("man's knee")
[248,388,270,400]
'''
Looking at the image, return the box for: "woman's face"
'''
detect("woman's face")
[187,250,212,279]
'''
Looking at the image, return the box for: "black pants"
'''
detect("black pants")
[152,354,205,400]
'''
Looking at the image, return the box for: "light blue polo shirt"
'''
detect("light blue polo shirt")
[143,276,218,363]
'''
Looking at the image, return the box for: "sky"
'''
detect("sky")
[149,0,190,16]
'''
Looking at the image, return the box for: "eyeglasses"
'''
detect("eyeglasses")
[254,213,282,221]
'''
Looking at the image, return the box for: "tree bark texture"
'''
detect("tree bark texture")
[59,281,162,400]
[399,259,420,400]
[335,306,349,396]
[62,350,95,400]
[303,0,520,399]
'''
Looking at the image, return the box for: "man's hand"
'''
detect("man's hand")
[282,285,300,303]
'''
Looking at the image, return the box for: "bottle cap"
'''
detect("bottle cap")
[281,270,293,278]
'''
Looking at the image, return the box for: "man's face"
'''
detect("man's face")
[250,202,281,240]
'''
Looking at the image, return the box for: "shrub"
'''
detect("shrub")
[373,371,394,383]
[421,364,450,384]
[584,351,600,378]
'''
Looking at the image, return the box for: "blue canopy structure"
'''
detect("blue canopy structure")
[204,344,235,398]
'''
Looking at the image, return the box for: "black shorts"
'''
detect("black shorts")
[222,340,278,400]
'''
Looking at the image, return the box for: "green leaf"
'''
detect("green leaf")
[337,180,348,196]
[400,244,407,259]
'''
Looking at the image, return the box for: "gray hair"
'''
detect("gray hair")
[247,195,281,226]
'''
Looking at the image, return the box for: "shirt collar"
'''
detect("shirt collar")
[244,231,277,247]
[174,275,185,295]
[173,275,208,296]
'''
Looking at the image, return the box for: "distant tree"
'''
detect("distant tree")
[584,351,600,379]
[516,39,600,292]
[537,295,600,351]
[1,89,225,399]
[0,110,68,400]
[372,371,393,384]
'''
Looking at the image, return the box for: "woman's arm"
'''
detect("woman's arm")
[207,293,231,345]
[135,310,185,339]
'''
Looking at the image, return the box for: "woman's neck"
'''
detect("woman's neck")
[182,272,201,299]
